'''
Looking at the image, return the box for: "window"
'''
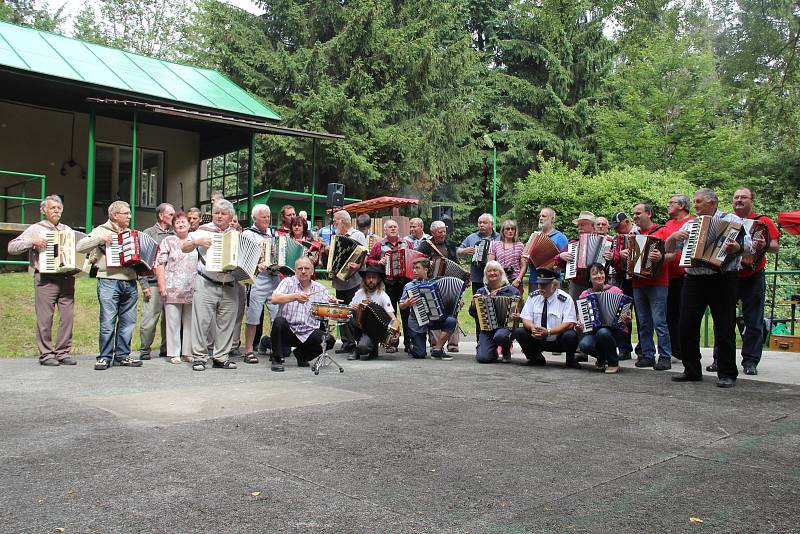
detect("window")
[94,143,163,208]
[200,149,249,208]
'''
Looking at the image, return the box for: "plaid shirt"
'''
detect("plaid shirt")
[274,276,331,342]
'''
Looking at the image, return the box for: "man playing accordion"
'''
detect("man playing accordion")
[398,258,459,360]
[469,260,520,364]
[348,264,399,360]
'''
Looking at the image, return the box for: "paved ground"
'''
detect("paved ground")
[1,344,799,533]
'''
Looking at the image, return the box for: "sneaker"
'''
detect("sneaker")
[743,366,758,375]
[635,357,655,368]
[431,350,444,360]
[40,358,60,366]
[653,358,672,371]
[441,352,454,361]
[94,359,110,370]
[115,358,143,367]
[59,357,77,365]
[706,362,718,372]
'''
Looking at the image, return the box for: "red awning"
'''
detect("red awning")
[327,196,419,214]
[778,211,800,235]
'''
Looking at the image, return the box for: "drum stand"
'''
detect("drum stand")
[312,318,346,375]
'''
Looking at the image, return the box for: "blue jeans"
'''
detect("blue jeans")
[97,278,138,361]
[476,328,512,363]
[408,316,457,358]
[633,285,671,359]
[578,327,619,366]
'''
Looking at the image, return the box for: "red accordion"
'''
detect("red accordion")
[385,248,426,280]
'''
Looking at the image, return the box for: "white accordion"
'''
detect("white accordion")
[205,230,262,283]
[678,215,743,271]
[39,229,87,275]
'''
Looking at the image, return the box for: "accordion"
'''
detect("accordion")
[522,231,561,269]
[428,256,470,281]
[354,301,400,347]
[740,218,771,271]
[577,291,633,332]
[39,229,87,275]
[367,233,380,253]
[105,230,158,275]
[472,238,492,264]
[327,235,368,282]
[205,230,262,283]
[565,234,613,280]
[386,248,426,280]
[473,294,521,332]
[408,276,467,327]
[678,215,743,271]
[626,234,665,279]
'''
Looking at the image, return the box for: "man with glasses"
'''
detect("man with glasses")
[663,195,693,361]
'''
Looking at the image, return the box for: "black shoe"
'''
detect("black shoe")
[743,366,758,376]
[211,359,237,369]
[575,352,588,362]
[431,350,444,360]
[347,353,360,361]
[525,354,547,366]
[717,377,736,388]
[653,358,672,371]
[705,361,717,372]
[94,359,110,370]
[335,347,352,354]
[40,358,60,366]
[618,352,632,361]
[59,357,78,365]
[139,352,151,360]
[635,357,655,368]
[115,357,143,367]
[270,359,284,372]
[297,359,310,367]
[565,357,581,369]
[672,373,702,382]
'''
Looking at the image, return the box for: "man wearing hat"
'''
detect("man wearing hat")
[347,264,398,360]
[608,211,637,360]
[513,267,580,368]
[559,211,597,303]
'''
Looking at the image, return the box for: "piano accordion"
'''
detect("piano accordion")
[626,234,665,279]
[386,248,426,280]
[354,301,400,347]
[205,230,262,283]
[326,235,368,282]
[473,294,521,332]
[741,218,771,271]
[678,215,743,271]
[521,231,561,269]
[565,233,613,280]
[39,229,87,275]
[408,276,467,327]
[576,291,633,332]
[428,256,470,281]
[472,238,492,264]
[105,230,158,275]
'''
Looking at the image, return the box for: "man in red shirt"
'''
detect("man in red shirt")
[662,194,693,361]
[708,188,780,375]
[621,203,673,370]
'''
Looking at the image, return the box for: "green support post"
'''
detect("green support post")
[130,112,138,228]
[492,145,497,230]
[311,139,317,226]
[21,180,25,223]
[85,109,96,231]
[247,133,255,223]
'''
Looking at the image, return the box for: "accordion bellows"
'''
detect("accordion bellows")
[679,215,743,271]
[39,229,87,275]
[577,291,633,332]
[565,233,613,280]
[355,301,400,347]
[105,230,158,275]
[408,276,467,326]
[205,230,262,283]
[522,231,560,269]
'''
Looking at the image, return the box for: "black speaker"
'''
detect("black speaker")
[432,205,454,236]
[327,183,345,210]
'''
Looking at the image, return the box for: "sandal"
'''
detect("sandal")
[212,359,237,369]
[192,362,206,371]
[243,352,259,364]
[170,357,182,364]
[115,357,143,367]
[180,355,194,363]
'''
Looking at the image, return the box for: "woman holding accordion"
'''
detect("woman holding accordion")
[575,262,630,374]
[469,260,521,363]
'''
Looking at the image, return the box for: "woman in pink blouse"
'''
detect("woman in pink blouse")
[156,212,198,364]
[488,220,525,296]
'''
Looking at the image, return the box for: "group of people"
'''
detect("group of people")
[9,186,780,389]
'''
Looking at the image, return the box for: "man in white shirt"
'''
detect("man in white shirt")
[348,264,398,360]
[512,267,579,368]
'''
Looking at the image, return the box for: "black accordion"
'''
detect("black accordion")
[327,235,368,281]
[576,291,633,332]
[355,301,400,347]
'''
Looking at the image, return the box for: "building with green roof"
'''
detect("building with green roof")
[0,20,342,242]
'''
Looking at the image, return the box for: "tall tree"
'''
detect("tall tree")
[0,0,64,31]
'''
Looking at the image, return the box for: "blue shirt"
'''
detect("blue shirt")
[528,228,568,286]
[460,231,500,283]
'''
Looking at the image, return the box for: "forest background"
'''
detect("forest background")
[3,0,799,266]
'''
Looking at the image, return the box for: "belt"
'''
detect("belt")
[199,272,236,287]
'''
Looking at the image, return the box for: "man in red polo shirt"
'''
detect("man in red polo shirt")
[621,203,673,370]
[663,194,693,361]
[708,188,779,375]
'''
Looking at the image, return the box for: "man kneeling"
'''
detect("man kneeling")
[348,264,399,360]
[399,258,458,360]
[269,257,336,372]
[513,267,579,368]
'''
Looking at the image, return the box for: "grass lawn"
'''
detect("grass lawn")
[0,272,730,357]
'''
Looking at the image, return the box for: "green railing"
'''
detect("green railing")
[1,170,46,267]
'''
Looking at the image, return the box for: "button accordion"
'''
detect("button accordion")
[678,215,743,271]
[626,234,665,279]
[205,230,262,283]
[104,230,159,275]
[39,229,87,275]
[354,301,401,347]
[326,235,368,282]
[428,256,470,282]
[565,233,613,280]
[472,238,492,264]
[576,291,633,332]
[473,294,521,332]
[386,248,426,280]
[521,231,561,270]
[740,218,771,271]
[408,276,467,327]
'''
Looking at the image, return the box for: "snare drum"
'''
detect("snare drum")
[311,303,353,321]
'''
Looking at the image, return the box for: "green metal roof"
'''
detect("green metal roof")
[0,21,281,122]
